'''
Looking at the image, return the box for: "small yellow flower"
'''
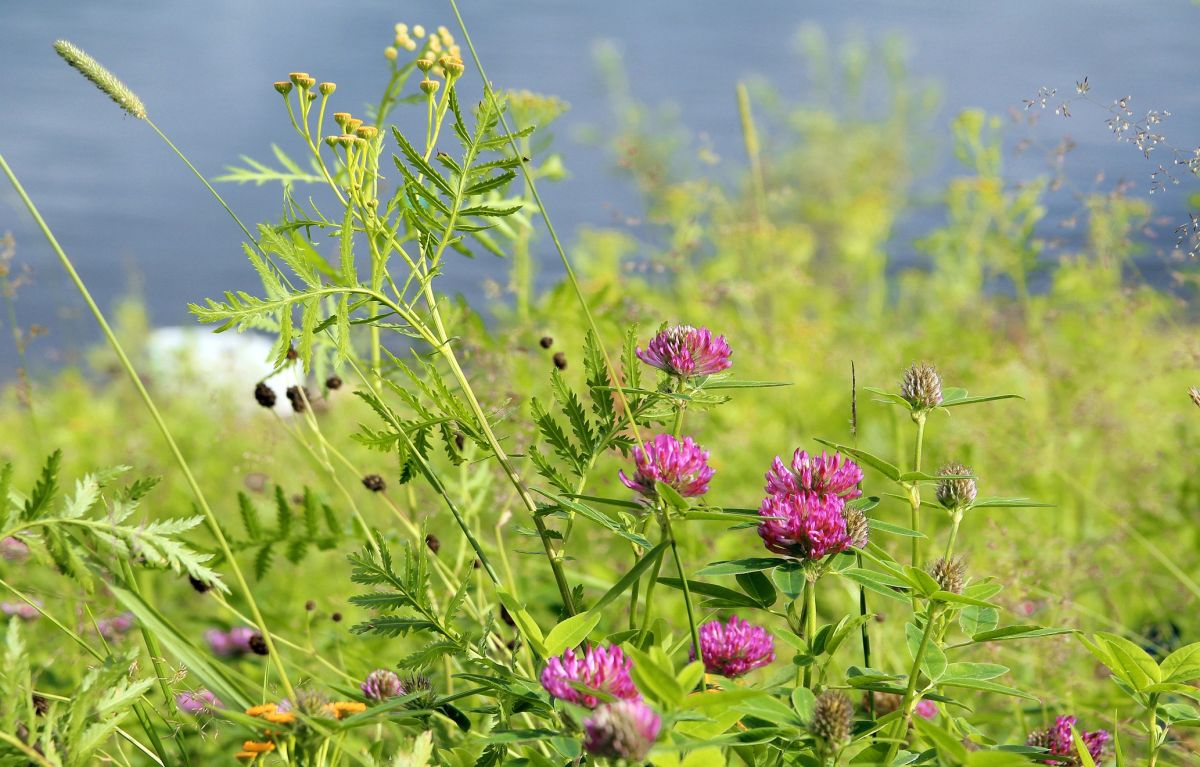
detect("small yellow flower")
[263,712,295,724]
[394,23,408,35]
[412,24,426,38]
[384,46,398,60]
[245,704,277,717]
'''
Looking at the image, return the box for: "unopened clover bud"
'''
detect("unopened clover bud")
[384,46,398,60]
[900,362,943,411]
[812,690,853,748]
[333,112,352,127]
[416,56,434,72]
[928,556,966,595]
[412,24,426,38]
[419,78,440,95]
[273,81,293,95]
[318,82,336,96]
[935,463,977,510]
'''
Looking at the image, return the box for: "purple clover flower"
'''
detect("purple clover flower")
[176,689,223,715]
[765,450,863,500]
[540,645,640,708]
[205,626,257,657]
[583,699,662,762]
[619,434,714,500]
[690,616,775,678]
[636,325,732,378]
[1027,715,1110,765]
[0,600,40,622]
[1,537,29,562]
[96,612,135,639]
[757,492,850,560]
[914,699,938,720]
[361,668,405,701]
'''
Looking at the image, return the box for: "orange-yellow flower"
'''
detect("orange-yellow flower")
[245,704,277,717]
[263,712,295,724]
[242,741,276,753]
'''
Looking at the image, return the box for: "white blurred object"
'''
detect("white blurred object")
[144,327,303,414]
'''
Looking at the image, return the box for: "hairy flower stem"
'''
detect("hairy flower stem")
[944,510,964,561]
[0,153,296,701]
[909,412,927,569]
[802,576,819,688]
[885,606,943,764]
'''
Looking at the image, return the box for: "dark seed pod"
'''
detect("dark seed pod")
[325,375,343,390]
[425,534,441,555]
[331,612,343,623]
[285,385,309,413]
[472,558,482,570]
[305,600,316,612]
[286,345,298,361]
[928,556,967,595]
[553,352,567,370]
[539,336,554,349]
[188,575,212,594]
[362,474,386,493]
[812,690,853,747]
[32,693,48,716]
[454,432,466,451]
[254,382,277,408]
[248,633,269,656]
[935,463,977,510]
[900,362,943,410]
[499,605,516,627]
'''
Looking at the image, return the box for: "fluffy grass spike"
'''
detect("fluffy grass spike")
[53,40,146,120]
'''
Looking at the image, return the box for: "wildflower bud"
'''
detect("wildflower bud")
[253,382,276,408]
[356,125,379,140]
[553,351,567,370]
[287,72,310,85]
[928,556,967,595]
[345,118,363,134]
[425,533,440,555]
[361,668,404,701]
[298,75,316,89]
[273,81,293,95]
[362,474,386,492]
[32,694,48,717]
[900,362,943,411]
[1189,386,1200,408]
[333,112,352,127]
[935,463,977,510]
[441,56,464,77]
[331,612,343,623]
[324,135,341,147]
[384,46,398,60]
[428,35,443,52]
[812,690,853,747]
[318,81,336,96]
[248,633,269,656]
[53,40,147,120]
[539,335,554,349]
[402,39,418,51]
[416,56,435,72]
[412,24,426,38]
[325,375,343,390]
[842,506,870,549]
[395,23,408,35]
[305,600,316,611]
[188,575,212,594]
[419,78,440,95]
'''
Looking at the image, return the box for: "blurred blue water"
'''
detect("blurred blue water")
[1,0,1197,375]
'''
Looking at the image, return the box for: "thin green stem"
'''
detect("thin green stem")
[1147,695,1161,767]
[0,153,296,701]
[661,509,701,668]
[885,607,941,764]
[944,511,963,561]
[803,577,818,689]
[637,534,669,642]
[736,82,768,228]
[910,413,927,569]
